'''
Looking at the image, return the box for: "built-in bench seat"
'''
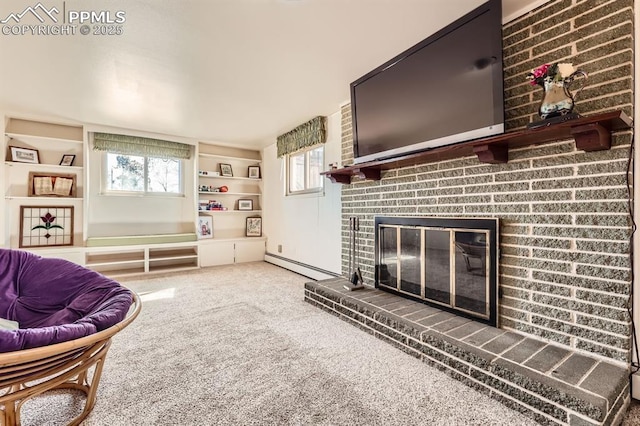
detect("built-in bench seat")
[305,278,629,426]
[86,233,197,247]
[84,233,199,277]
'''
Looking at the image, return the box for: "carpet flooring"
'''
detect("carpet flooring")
[14,262,640,425]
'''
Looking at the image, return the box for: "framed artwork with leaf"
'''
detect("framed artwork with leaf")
[19,206,74,248]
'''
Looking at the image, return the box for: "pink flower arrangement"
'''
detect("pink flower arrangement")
[526,62,576,86]
[529,64,550,84]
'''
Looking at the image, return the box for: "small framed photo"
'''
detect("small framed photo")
[197,216,213,239]
[219,163,233,177]
[59,154,76,166]
[10,146,39,164]
[246,216,262,237]
[248,166,260,179]
[238,199,253,211]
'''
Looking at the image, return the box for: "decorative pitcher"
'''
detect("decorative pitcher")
[538,70,588,119]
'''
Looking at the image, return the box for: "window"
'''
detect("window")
[287,145,324,195]
[105,153,182,195]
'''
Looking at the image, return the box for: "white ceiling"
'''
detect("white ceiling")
[0,0,543,149]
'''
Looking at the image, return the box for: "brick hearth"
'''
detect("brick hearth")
[305,278,629,426]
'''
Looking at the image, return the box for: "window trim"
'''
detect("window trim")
[102,152,185,197]
[286,145,324,196]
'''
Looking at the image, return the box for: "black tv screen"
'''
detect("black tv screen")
[351,0,504,164]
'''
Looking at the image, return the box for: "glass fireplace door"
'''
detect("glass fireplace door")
[376,221,493,323]
[453,231,489,317]
[424,229,451,305]
[399,227,421,296]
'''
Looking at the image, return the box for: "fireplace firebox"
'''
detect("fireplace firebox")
[375,217,499,326]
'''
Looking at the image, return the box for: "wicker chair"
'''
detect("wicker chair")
[0,249,141,425]
[0,293,140,426]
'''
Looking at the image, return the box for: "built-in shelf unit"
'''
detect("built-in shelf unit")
[197,143,265,267]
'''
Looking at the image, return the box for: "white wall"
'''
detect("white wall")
[262,110,342,274]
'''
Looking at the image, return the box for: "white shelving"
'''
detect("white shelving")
[199,152,263,163]
[199,192,260,196]
[198,175,261,182]
[0,116,266,272]
[197,142,264,265]
[3,118,85,250]
[85,242,199,277]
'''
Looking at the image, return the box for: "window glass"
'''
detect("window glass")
[148,157,181,193]
[307,146,323,190]
[107,154,144,192]
[287,146,324,195]
[288,153,305,193]
[105,153,182,195]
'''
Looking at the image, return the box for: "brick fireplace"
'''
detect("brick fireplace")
[339,0,634,365]
[305,1,635,424]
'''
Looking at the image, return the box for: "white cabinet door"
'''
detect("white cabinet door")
[199,240,235,267]
[235,239,265,263]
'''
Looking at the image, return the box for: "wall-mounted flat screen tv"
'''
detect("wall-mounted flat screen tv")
[351,0,504,164]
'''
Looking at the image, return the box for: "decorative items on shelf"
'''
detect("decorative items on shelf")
[9,146,39,164]
[526,62,587,120]
[248,166,260,179]
[197,216,213,239]
[198,200,227,211]
[199,185,229,193]
[19,206,74,247]
[219,163,233,177]
[198,170,220,177]
[59,154,75,166]
[246,217,262,237]
[28,172,76,197]
[238,199,253,211]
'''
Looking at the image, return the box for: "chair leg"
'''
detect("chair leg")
[1,398,18,426]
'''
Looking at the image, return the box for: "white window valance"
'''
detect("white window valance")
[93,132,192,159]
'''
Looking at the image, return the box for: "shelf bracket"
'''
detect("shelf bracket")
[473,143,508,164]
[354,168,381,181]
[571,123,611,152]
[326,174,351,184]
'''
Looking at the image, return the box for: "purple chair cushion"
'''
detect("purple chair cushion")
[0,249,133,352]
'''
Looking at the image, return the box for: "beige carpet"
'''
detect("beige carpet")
[14,262,639,425]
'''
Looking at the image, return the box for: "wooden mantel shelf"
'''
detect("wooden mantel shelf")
[321,110,633,184]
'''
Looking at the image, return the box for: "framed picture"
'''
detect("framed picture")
[248,166,260,179]
[219,163,233,177]
[246,216,262,237]
[238,199,253,211]
[197,216,213,239]
[9,146,39,164]
[28,172,76,198]
[19,206,74,248]
[59,154,76,166]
